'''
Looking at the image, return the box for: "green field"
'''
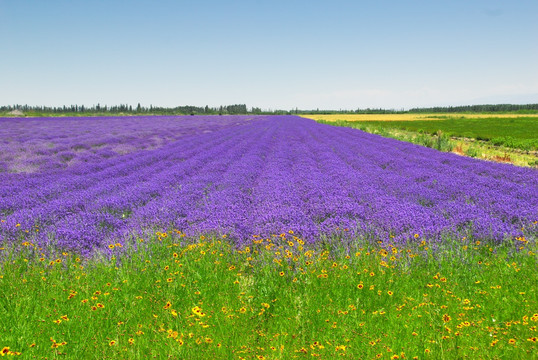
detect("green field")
[1,231,537,359]
[323,117,538,151]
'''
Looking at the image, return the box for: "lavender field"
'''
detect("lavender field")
[0,115,536,254]
[2,115,538,358]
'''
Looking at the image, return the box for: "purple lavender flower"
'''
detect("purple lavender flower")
[0,115,536,254]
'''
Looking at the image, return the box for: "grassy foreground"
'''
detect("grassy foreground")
[1,230,537,359]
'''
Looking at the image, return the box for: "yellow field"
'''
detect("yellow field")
[302,113,532,122]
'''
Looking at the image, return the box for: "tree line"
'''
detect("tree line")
[407,104,538,113]
[2,103,537,116]
[298,104,538,114]
[0,103,253,115]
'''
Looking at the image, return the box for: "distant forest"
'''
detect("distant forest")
[1,103,537,116]
[0,103,255,115]
[301,103,538,114]
[408,103,538,113]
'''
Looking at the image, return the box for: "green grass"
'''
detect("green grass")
[1,229,537,359]
[331,117,538,151]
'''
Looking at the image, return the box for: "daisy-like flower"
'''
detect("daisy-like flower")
[191,306,206,317]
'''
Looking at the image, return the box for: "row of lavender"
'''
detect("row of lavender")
[0,115,536,254]
[0,115,257,173]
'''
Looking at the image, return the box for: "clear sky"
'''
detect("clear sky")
[1,0,537,110]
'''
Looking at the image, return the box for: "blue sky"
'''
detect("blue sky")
[1,0,537,110]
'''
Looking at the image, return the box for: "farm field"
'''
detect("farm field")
[0,116,257,174]
[1,115,537,358]
[304,114,538,167]
[303,113,536,122]
[317,117,538,150]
